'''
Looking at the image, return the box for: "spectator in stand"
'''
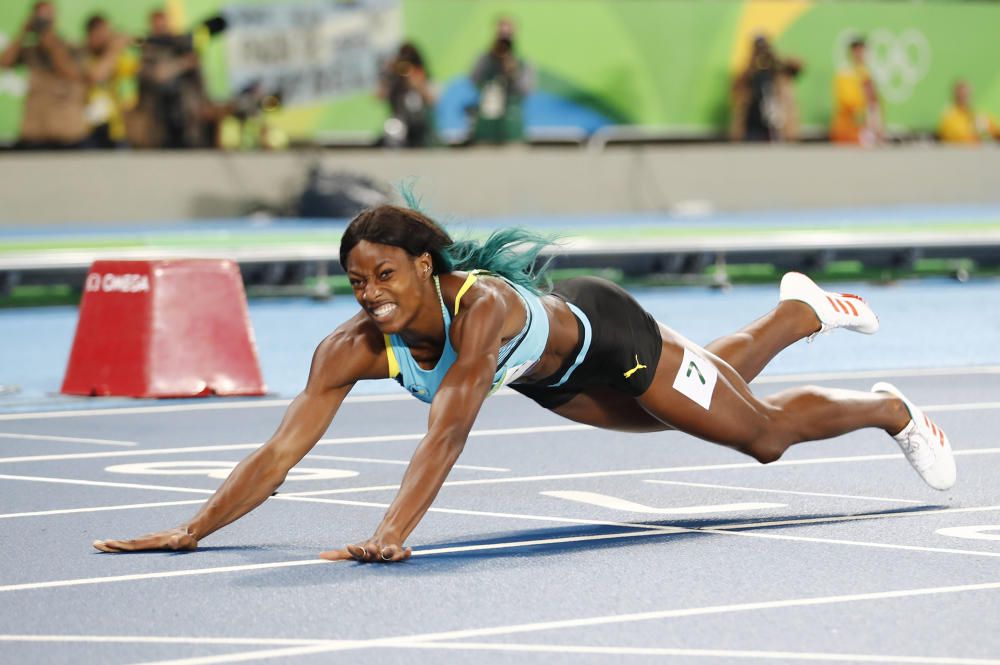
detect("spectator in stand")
[830,35,883,146]
[378,42,436,148]
[469,17,534,144]
[938,80,999,144]
[127,9,225,148]
[82,14,137,148]
[730,35,803,142]
[0,1,88,149]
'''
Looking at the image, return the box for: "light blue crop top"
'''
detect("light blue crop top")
[384,270,550,403]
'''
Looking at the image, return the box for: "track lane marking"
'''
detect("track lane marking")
[305,454,508,472]
[285,447,1000,498]
[0,432,136,447]
[0,499,205,520]
[392,641,1000,664]
[644,479,923,504]
[1,449,997,513]
[540,490,785,514]
[4,633,994,663]
[0,474,214,494]
[4,505,1000,593]
[0,424,593,465]
[129,581,1000,664]
[0,635,336,646]
[1,365,998,422]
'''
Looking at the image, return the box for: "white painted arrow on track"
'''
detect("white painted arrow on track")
[541,490,784,515]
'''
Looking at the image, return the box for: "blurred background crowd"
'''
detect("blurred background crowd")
[0,0,996,152]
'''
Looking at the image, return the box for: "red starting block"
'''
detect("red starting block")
[61,259,266,398]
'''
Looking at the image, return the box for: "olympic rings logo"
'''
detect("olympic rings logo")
[834,28,932,104]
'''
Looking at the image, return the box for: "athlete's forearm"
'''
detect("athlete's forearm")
[183,446,288,541]
[375,435,465,543]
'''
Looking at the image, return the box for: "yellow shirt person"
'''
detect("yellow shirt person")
[938,81,999,144]
[831,37,882,146]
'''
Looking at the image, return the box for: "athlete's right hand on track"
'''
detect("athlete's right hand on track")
[93,527,197,553]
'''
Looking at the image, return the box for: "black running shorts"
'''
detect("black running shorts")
[511,277,663,409]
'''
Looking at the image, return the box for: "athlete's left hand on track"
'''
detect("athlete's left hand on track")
[320,538,411,563]
[93,527,197,553]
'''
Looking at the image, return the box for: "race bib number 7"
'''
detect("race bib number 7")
[672,347,718,410]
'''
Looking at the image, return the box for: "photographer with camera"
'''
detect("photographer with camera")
[378,42,436,148]
[0,1,88,149]
[730,35,803,142]
[81,14,136,149]
[126,9,228,148]
[469,17,534,144]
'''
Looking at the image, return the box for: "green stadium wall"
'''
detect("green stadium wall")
[0,0,997,143]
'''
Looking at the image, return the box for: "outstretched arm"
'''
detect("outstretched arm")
[94,323,380,553]
[323,292,505,562]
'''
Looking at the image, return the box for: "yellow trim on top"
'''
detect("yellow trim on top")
[453,270,484,316]
[384,335,400,378]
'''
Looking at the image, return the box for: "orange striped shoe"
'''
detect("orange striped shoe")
[779,272,879,341]
[872,382,956,491]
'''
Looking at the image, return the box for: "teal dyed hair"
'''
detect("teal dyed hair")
[341,199,557,294]
[444,228,556,294]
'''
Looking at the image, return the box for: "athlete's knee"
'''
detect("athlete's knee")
[746,437,786,464]
[740,413,789,464]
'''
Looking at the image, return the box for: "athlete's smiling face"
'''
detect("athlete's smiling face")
[346,240,434,334]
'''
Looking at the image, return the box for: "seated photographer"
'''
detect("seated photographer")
[0,1,88,149]
[377,42,436,148]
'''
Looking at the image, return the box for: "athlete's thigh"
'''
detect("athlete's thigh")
[551,386,671,433]
[638,323,775,448]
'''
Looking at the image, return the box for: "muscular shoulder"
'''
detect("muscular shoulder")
[308,311,389,390]
[442,273,513,351]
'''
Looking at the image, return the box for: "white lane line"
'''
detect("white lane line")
[7,504,1000,594]
[0,432,136,447]
[1,448,996,524]
[285,447,1000,498]
[924,402,1000,413]
[206,495,1000,560]
[0,530,678,593]
[644,479,923,504]
[714,504,1000,532]
[306,454,509,473]
[0,474,213,495]
[0,424,592,465]
[0,365,997,423]
[128,581,1000,665]
[0,500,205,520]
[396,641,1000,664]
[136,644,359,665]
[0,396,381,422]
[0,635,335,647]
[277,495,678,532]
[0,559,330,593]
[395,581,1000,644]
[752,365,1000,384]
[540,490,785,515]
[5,634,994,664]
[704,526,1000,560]
[2,447,996,505]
